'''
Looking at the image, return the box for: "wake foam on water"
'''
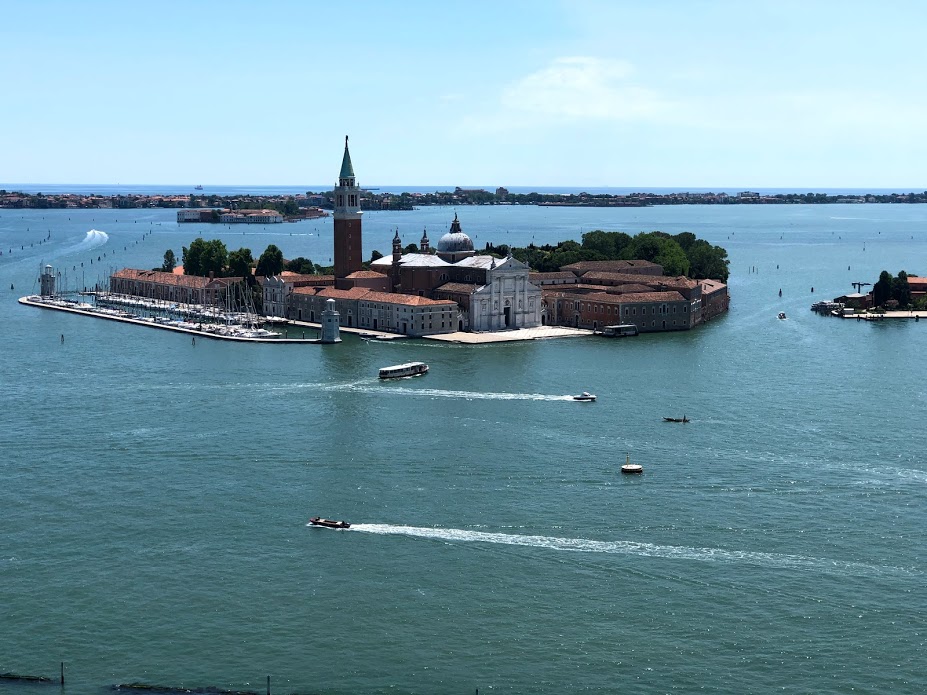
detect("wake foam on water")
[332,384,575,401]
[348,524,914,577]
[73,229,109,251]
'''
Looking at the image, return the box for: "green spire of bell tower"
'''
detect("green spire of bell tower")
[339,135,355,180]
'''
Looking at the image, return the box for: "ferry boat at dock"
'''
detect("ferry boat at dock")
[378,362,429,379]
[600,324,639,337]
[811,301,844,314]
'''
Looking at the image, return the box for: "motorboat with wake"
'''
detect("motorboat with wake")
[778,312,787,320]
[308,517,351,529]
[573,392,596,402]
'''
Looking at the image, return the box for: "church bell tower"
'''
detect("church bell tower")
[333,135,363,280]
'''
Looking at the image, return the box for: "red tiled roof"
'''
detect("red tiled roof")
[346,270,388,279]
[112,268,209,289]
[563,260,662,273]
[529,272,576,281]
[363,291,456,307]
[434,282,478,294]
[318,287,371,300]
[277,273,334,284]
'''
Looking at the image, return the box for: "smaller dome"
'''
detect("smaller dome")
[437,214,474,253]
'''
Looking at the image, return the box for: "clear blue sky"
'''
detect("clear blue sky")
[3,0,925,188]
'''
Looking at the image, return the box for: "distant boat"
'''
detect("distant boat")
[194,185,203,190]
[308,517,350,529]
[379,362,428,379]
[663,416,689,423]
[778,312,787,320]
[573,391,596,402]
[621,453,643,475]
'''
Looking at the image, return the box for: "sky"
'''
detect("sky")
[2,0,926,188]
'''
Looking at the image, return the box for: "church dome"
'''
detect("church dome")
[437,214,474,253]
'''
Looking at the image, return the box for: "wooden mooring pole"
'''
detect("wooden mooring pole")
[267,674,270,695]
[60,662,65,685]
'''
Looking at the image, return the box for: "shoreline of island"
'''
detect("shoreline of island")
[3,187,927,214]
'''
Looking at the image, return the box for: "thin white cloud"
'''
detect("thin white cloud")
[502,56,668,120]
[458,56,675,134]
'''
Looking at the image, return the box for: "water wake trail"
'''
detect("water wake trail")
[348,524,916,577]
[73,229,109,251]
[334,384,576,401]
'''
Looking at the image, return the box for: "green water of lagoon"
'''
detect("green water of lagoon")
[1,203,925,694]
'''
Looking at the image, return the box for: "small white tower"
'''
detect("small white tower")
[320,298,342,344]
[40,265,56,297]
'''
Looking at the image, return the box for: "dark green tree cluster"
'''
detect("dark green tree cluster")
[159,249,176,272]
[873,270,912,308]
[182,238,229,277]
[485,230,729,281]
[176,238,288,279]
[256,245,284,277]
[285,257,324,275]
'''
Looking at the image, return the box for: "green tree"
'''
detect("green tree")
[282,197,299,216]
[581,230,618,257]
[404,243,420,254]
[161,249,177,272]
[256,244,284,277]
[228,247,254,280]
[672,232,697,252]
[873,270,893,307]
[892,270,911,307]
[182,238,228,277]
[687,240,730,282]
[654,238,690,277]
[285,257,318,274]
[369,250,384,262]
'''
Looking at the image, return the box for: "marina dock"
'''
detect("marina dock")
[19,295,324,343]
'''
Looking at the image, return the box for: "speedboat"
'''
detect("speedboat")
[308,517,350,529]
[777,312,787,320]
[573,392,596,402]
[663,416,689,423]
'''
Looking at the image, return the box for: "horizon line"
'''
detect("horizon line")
[3,183,926,191]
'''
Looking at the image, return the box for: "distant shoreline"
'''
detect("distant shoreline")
[3,187,927,212]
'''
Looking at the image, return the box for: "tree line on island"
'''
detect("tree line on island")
[486,230,730,281]
[378,231,729,281]
[157,229,730,291]
[158,239,325,278]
